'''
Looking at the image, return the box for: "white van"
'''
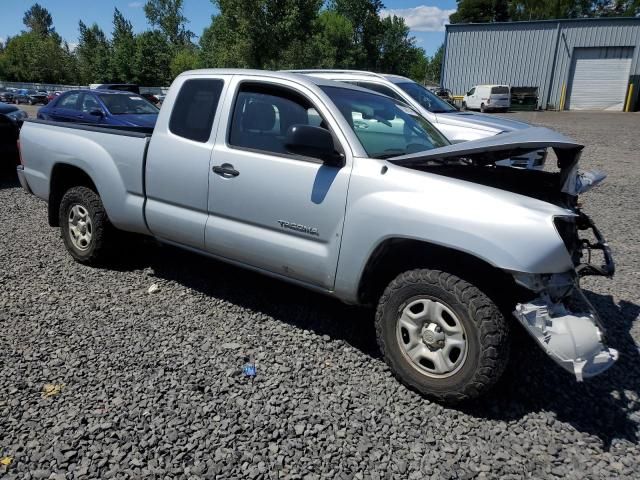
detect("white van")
[462,85,511,113]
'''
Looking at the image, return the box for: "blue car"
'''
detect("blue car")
[37,89,159,128]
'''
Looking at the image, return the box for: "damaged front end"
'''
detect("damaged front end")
[513,272,618,381]
[388,127,618,380]
[513,210,617,381]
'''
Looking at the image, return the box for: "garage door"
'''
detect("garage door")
[567,47,633,111]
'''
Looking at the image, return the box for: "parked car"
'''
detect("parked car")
[18,69,616,403]
[14,89,49,105]
[462,85,511,113]
[38,89,159,128]
[0,103,26,169]
[288,70,542,168]
[0,90,16,103]
[46,91,62,103]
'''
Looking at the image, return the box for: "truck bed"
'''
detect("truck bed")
[19,119,151,234]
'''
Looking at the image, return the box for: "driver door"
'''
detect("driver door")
[205,78,352,290]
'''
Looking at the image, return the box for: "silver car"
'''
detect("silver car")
[289,70,544,168]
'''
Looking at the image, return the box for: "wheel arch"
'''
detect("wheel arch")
[48,163,99,227]
[357,237,517,307]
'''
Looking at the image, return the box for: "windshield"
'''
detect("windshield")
[396,82,457,113]
[98,94,159,115]
[321,86,449,159]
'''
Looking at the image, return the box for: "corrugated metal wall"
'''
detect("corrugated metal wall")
[442,18,640,110]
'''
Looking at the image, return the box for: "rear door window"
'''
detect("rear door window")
[57,92,81,110]
[169,79,224,142]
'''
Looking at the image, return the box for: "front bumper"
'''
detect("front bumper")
[16,165,33,194]
[513,272,617,381]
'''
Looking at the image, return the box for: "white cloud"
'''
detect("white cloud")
[128,1,143,7]
[0,36,5,45]
[67,42,78,52]
[381,5,455,32]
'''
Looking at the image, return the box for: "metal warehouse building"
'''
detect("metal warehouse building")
[442,17,640,111]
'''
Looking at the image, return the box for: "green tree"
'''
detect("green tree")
[202,0,323,69]
[509,0,592,20]
[133,30,173,85]
[170,46,199,77]
[111,8,136,82]
[144,0,194,49]
[23,3,55,36]
[305,11,357,68]
[407,47,429,83]
[377,15,416,74]
[1,32,76,83]
[76,21,112,84]
[449,0,501,23]
[424,44,444,84]
[329,0,385,69]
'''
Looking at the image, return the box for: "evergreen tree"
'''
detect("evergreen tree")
[111,8,136,82]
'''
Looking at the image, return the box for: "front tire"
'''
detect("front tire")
[461,101,467,111]
[59,186,114,265]
[375,269,509,404]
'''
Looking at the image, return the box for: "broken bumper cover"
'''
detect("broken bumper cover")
[513,277,618,381]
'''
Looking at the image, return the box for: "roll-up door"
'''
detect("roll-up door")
[567,47,633,111]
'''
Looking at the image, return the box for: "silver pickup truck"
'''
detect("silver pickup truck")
[17,69,617,403]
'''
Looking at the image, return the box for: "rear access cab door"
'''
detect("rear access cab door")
[145,74,230,250]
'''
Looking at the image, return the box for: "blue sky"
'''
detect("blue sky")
[0,0,456,57]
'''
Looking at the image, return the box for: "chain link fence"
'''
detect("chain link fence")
[0,81,168,95]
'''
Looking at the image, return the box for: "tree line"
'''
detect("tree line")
[2,1,636,88]
[450,0,638,24]
[0,0,442,87]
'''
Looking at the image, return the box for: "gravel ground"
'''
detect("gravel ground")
[1,111,639,479]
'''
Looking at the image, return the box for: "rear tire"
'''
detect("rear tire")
[59,186,115,265]
[480,103,486,113]
[375,269,510,404]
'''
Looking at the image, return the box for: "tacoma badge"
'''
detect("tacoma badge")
[277,220,319,236]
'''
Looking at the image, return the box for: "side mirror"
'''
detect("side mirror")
[89,108,104,117]
[285,125,344,166]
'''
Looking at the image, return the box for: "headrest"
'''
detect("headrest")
[242,101,276,131]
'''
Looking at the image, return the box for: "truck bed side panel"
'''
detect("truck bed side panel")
[19,121,150,234]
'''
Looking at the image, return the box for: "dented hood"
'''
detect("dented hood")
[388,127,605,197]
[388,127,583,166]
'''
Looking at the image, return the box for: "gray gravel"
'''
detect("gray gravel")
[1,111,639,479]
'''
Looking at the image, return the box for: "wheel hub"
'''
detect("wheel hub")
[421,323,445,348]
[396,298,468,378]
[68,204,93,251]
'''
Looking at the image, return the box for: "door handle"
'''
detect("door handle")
[212,163,240,177]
